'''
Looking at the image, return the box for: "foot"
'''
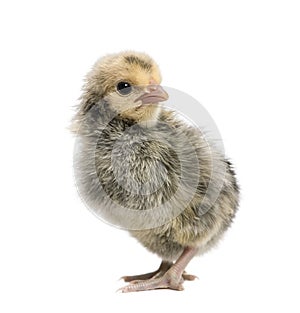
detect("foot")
[119,247,199,293]
[119,269,185,293]
[121,261,172,282]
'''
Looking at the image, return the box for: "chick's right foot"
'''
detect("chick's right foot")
[121,261,172,282]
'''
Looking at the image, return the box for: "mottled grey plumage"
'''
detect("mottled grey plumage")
[72,51,239,292]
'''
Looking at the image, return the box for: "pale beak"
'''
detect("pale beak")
[135,85,169,105]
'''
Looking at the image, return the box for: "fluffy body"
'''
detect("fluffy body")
[72,51,239,268]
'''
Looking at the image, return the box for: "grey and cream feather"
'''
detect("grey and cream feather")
[71,51,239,291]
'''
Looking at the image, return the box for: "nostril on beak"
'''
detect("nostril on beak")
[146,79,159,93]
[147,84,158,92]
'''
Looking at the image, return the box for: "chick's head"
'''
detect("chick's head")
[81,51,168,122]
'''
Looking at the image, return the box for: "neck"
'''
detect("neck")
[120,104,162,127]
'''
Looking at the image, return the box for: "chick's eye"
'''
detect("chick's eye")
[117,81,132,95]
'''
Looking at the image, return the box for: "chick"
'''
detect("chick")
[71,51,239,292]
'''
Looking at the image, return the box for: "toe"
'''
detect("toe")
[117,276,184,293]
[182,273,198,281]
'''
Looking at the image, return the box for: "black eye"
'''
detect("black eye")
[116,81,132,95]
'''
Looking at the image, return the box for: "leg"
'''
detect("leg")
[121,261,172,282]
[119,246,198,293]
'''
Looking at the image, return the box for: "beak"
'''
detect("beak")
[135,85,169,105]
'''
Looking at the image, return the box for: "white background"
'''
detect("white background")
[0,0,299,312]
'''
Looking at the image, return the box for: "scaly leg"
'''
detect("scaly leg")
[119,246,198,293]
